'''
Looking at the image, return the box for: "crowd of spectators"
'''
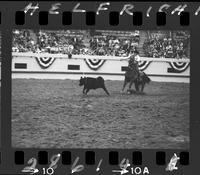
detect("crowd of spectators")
[12,30,84,54]
[143,32,190,58]
[12,30,190,59]
[12,30,140,57]
[89,34,139,56]
[13,30,35,53]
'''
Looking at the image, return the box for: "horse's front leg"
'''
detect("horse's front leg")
[128,80,134,90]
[121,78,128,92]
[135,81,139,92]
[141,83,145,92]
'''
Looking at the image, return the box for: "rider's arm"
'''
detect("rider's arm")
[135,55,140,62]
[120,56,130,61]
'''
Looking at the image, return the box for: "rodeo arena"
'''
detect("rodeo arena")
[12,30,190,149]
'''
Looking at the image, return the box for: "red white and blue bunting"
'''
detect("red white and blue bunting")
[35,57,56,69]
[138,60,151,71]
[34,55,190,73]
[138,60,189,72]
[84,58,106,70]
[84,59,152,71]
[169,61,190,73]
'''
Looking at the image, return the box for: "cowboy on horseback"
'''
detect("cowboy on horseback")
[121,49,141,92]
[127,50,140,75]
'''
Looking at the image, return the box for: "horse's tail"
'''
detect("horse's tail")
[143,72,151,84]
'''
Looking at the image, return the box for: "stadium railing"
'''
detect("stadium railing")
[12,52,190,63]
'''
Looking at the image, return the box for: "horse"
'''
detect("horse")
[121,67,139,92]
[122,69,151,93]
[133,71,151,92]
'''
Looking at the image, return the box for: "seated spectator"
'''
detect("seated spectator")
[12,30,189,59]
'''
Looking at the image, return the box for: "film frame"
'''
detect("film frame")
[0,1,199,175]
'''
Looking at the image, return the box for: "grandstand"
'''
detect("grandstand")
[142,31,190,58]
[12,30,190,59]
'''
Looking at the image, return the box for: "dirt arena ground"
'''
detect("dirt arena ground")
[12,79,189,149]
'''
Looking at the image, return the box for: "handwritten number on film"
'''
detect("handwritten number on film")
[21,153,104,174]
[21,153,179,174]
[22,154,61,175]
[21,158,39,174]
[42,153,61,175]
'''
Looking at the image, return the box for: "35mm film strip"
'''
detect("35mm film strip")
[0,1,199,175]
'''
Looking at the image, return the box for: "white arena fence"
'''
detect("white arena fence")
[12,52,190,83]
[12,52,190,63]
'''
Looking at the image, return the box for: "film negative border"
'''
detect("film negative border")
[0,2,195,30]
[13,11,190,27]
[10,150,190,174]
[11,150,189,166]
[0,4,193,26]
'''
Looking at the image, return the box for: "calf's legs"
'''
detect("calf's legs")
[83,87,86,94]
[85,89,90,94]
[102,85,110,95]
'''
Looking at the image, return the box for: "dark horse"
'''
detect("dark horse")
[122,70,151,93]
[134,71,151,92]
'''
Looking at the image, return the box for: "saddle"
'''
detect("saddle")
[125,67,140,80]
